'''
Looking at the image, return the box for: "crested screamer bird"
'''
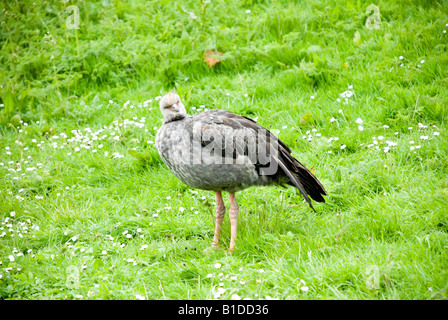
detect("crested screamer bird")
[155,91,326,251]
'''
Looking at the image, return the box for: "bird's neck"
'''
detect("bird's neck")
[165,113,187,123]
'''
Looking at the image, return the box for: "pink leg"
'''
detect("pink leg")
[212,191,226,249]
[229,193,239,251]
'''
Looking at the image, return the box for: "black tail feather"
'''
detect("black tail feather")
[276,144,327,209]
[275,155,316,212]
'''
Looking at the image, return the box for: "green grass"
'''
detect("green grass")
[1,0,447,300]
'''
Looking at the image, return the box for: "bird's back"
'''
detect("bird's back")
[156,109,326,206]
[156,110,283,192]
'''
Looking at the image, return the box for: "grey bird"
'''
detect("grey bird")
[155,91,326,251]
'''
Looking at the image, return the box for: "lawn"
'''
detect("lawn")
[0,0,447,300]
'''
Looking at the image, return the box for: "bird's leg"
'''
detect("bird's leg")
[212,191,226,249]
[229,193,239,251]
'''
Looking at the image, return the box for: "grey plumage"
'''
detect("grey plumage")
[155,92,326,250]
[156,105,326,204]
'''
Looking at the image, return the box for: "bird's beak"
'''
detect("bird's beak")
[171,104,179,112]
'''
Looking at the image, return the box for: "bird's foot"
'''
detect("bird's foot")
[204,243,222,255]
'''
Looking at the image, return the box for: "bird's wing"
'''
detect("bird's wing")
[188,109,326,206]
[187,110,260,163]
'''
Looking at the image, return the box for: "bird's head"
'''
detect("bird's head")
[159,90,187,123]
